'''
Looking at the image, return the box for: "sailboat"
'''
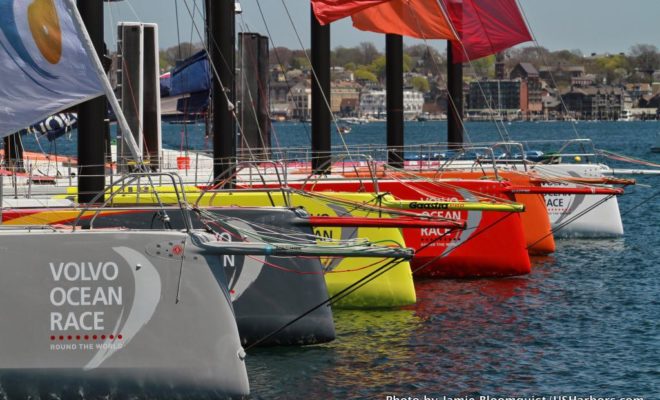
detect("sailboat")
[0,0,419,396]
[305,0,630,240]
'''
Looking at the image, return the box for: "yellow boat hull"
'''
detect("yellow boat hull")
[56,187,417,309]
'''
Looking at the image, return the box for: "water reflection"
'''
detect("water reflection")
[247,309,423,398]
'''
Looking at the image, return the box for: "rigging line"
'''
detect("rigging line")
[118,52,149,159]
[434,0,508,143]
[445,39,510,141]
[235,16,270,159]
[180,0,258,176]
[200,212,358,246]
[327,258,405,306]
[188,0,199,48]
[620,189,660,218]
[184,1,267,172]
[174,0,182,59]
[464,1,514,139]
[295,188,465,223]
[382,163,520,204]
[244,256,406,350]
[245,254,390,276]
[598,149,660,169]
[120,0,141,22]
[515,0,580,138]
[403,0,472,144]
[278,0,355,161]
[255,0,311,146]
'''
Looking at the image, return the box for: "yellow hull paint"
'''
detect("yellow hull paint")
[59,187,417,309]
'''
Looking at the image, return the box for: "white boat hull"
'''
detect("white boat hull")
[532,164,624,237]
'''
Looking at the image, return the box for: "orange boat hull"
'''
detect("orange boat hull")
[264,179,531,278]
[410,170,556,255]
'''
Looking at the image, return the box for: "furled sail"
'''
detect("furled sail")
[350,0,457,40]
[442,0,532,63]
[0,0,103,138]
[311,0,392,25]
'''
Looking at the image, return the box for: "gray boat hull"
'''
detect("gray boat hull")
[0,229,249,397]
[6,206,336,346]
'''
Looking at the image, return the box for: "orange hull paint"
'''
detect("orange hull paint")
[410,170,556,255]
[258,179,531,278]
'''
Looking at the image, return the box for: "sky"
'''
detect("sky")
[103,0,660,56]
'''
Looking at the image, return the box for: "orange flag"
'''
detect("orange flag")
[351,0,457,40]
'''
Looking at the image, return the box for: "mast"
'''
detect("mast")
[208,0,236,186]
[77,0,106,203]
[447,41,463,147]
[386,34,404,168]
[311,10,331,175]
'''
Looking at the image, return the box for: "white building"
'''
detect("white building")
[288,82,311,121]
[359,89,386,118]
[359,89,424,119]
[403,89,424,118]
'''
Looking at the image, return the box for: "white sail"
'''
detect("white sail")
[0,0,103,138]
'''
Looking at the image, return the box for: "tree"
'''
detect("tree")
[159,42,203,71]
[630,44,660,73]
[471,55,495,78]
[333,46,363,67]
[290,56,311,70]
[368,56,387,81]
[410,76,430,92]
[354,68,378,83]
[359,42,381,65]
[506,46,550,67]
[594,54,630,85]
[269,47,294,68]
[403,54,412,73]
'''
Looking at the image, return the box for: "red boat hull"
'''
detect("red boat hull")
[252,179,531,278]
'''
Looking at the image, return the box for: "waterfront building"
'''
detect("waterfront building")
[403,89,425,119]
[571,74,597,87]
[359,89,424,119]
[625,83,653,104]
[561,85,624,120]
[539,65,585,87]
[331,81,361,114]
[359,89,386,118]
[467,79,521,119]
[288,81,311,121]
[510,63,543,119]
[269,80,291,119]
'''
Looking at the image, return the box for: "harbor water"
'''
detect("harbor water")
[15,121,660,399]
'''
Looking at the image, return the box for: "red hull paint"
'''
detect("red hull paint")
[253,179,531,278]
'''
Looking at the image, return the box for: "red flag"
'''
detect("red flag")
[311,0,392,25]
[350,0,457,40]
[443,0,532,63]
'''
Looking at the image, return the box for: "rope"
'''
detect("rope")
[620,189,660,218]
[254,0,311,147]
[244,256,406,350]
[598,149,660,169]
